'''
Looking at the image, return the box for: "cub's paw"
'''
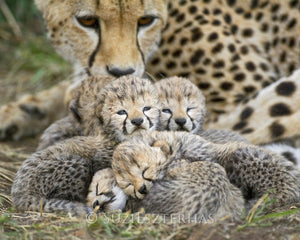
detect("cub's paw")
[0,101,48,140]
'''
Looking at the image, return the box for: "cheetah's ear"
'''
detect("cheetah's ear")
[152,140,172,156]
[95,103,104,124]
[69,98,81,123]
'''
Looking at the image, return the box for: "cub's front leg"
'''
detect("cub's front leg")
[207,70,300,144]
[0,81,70,140]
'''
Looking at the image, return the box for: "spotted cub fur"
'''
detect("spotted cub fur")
[86,168,128,212]
[38,75,159,150]
[154,76,249,144]
[155,76,206,133]
[263,143,300,168]
[1,0,299,146]
[112,131,300,209]
[154,77,300,166]
[11,76,160,215]
[88,163,244,221]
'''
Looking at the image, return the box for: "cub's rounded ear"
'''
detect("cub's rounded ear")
[95,103,104,124]
[69,98,81,123]
[152,140,172,156]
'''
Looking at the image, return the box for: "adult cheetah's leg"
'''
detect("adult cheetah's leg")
[0,81,71,140]
[206,70,300,144]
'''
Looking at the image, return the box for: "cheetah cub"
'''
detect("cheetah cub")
[38,75,159,149]
[155,77,206,133]
[86,168,128,212]
[112,131,300,211]
[12,76,160,216]
[89,161,244,221]
[155,77,248,144]
[37,76,113,150]
[156,77,299,165]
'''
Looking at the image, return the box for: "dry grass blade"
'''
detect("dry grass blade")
[0,144,29,160]
[0,193,12,204]
[0,0,22,39]
[247,193,269,223]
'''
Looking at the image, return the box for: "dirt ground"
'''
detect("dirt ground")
[0,17,300,240]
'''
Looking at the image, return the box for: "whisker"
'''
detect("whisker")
[144,71,158,83]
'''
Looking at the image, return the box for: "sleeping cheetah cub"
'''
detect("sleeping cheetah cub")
[112,131,300,210]
[86,168,128,212]
[88,161,244,221]
[155,77,206,133]
[11,76,160,216]
[155,77,248,144]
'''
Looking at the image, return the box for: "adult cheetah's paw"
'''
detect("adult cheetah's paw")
[0,101,48,140]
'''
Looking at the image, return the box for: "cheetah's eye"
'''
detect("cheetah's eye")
[142,167,153,181]
[162,109,172,114]
[125,183,133,189]
[138,16,156,28]
[76,16,99,28]
[143,106,151,111]
[117,110,127,115]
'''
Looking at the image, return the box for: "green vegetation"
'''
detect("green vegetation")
[0,0,71,105]
[0,0,41,26]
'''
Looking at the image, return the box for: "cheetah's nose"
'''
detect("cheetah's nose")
[138,184,148,195]
[107,66,135,77]
[131,118,144,126]
[175,118,187,127]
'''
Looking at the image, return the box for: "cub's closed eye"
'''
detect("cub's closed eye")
[162,109,172,114]
[138,16,156,28]
[76,16,99,28]
[187,107,196,112]
[143,106,151,111]
[142,167,153,181]
[117,110,127,115]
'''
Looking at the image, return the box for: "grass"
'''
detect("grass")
[0,32,72,105]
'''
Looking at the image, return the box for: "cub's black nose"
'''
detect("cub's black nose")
[138,184,148,195]
[131,118,144,126]
[175,118,187,127]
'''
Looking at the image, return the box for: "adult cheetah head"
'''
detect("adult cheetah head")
[35,0,168,77]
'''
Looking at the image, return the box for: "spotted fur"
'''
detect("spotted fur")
[38,75,160,150]
[112,131,300,209]
[0,0,299,145]
[155,76,206,133]
[12,75,160,215]
[88,163,244,221]
[263,143,300,168]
